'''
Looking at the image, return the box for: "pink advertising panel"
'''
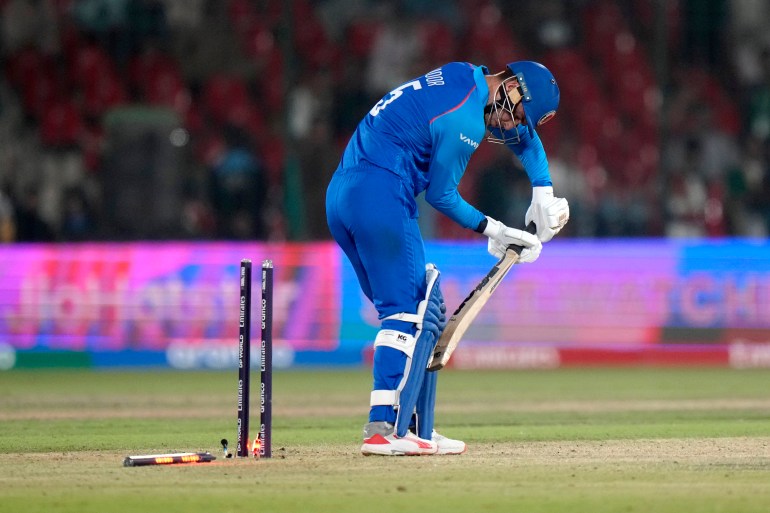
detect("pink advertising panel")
[0,242,339,353]
[2,239,770,369]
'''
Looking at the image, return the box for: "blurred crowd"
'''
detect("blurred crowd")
[1,0,769,242]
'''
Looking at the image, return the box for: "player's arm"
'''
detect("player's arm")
[425,113,540,263]
[491,126,570,242]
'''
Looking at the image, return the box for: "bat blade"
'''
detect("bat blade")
[427,249,520,371]
[428,223,535,372]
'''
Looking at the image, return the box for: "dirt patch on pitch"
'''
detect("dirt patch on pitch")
[5,437,768,469]
[477,437,770,467]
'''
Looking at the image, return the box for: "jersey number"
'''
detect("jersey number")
[369,80,422,116]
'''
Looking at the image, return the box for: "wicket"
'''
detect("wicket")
[235,259,273,459]
[260,260,273,458]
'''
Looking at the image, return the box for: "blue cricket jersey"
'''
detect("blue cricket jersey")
[337,62,552,231]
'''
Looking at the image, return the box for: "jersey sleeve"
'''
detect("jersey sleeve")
[424,110,486,230]
[508,127,553,187]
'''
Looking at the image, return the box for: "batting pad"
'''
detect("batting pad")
[415,368,437,439]
[392,264,443,438]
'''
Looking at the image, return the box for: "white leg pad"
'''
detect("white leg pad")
[370,389,398,407]
[374,329,417,359]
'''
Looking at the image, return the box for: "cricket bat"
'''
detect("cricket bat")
[427,223,536,371]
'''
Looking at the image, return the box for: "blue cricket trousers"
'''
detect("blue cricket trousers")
[326,164,427,423]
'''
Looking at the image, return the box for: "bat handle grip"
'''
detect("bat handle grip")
[508,223,537,255]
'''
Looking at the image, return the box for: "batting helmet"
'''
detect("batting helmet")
[505,61,560,138]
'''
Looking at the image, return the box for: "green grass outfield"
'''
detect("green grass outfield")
[1,368,769,513]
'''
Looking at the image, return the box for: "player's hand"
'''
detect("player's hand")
[483,216,542,263]
[525,186,569,242]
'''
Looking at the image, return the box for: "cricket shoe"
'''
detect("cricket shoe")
[361,422,438,456]
[431,430,466,455]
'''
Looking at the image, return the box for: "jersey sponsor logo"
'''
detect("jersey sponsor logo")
[460,133,479,149]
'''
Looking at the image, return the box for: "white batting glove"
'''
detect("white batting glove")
[525,186,569,242]
[483,216,542,263]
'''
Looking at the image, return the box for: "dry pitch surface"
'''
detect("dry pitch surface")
[0,368,769,513]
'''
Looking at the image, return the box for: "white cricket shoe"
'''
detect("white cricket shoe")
[431,430,466,455]
[361,422,438,456]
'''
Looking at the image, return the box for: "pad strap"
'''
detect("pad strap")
[374,329,417,358]
[384,311,421,325]
[370,389,398,406]
[385,300,429,329]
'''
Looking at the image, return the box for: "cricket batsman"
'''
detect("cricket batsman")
[326,61,569,456]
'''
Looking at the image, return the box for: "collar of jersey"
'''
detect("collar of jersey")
[472,64,490,109]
